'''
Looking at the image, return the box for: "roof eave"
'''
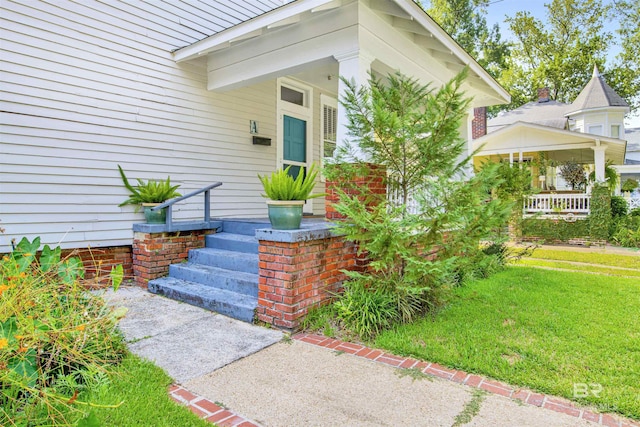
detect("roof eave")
[173,0,334,62]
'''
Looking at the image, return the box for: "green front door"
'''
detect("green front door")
[283,115,306,179]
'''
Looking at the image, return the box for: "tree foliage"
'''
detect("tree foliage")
[558,160,587,190]
[422,0,511,79]
[325,71,513,338]
[504,0,612,105]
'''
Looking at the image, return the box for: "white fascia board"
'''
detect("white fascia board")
[391,0,510,106]
[472,121,627,152]
[565,105,630,117]
[173,0,334,62]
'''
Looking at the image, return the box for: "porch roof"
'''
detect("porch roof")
[473,121,627,164]
[172,0,510,107]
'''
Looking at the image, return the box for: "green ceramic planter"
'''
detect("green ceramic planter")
[142,204,167,224]
[267,200,304,230]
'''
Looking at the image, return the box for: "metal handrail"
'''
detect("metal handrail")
[151,182,222,227]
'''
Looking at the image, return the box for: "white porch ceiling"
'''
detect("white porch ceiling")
[172,0,510,107]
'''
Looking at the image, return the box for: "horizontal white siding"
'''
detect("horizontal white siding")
[0,0,283,252]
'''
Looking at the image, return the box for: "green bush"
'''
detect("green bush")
[621,178,638,192]
[590,184,612,241]
[610,196,628,218]
[521,217,590,241]
[324,71,512,340]
[258,164,323,201]
[0,237,125,426]
[612,216,640,248]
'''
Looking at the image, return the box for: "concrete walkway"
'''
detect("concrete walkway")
[105,286,635,427]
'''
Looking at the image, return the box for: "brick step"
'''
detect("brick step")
[169,263,258,297]
[148,277,257,323]
[188,248,258,274]
[205,232,258,254]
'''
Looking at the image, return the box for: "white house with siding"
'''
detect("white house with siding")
[0,0,510,253]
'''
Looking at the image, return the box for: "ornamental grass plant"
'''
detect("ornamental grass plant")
[0,237,126,426]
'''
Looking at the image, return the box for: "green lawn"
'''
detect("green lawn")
[515,258,640,278]
[374,267,640,420]
[75,354,212,426]
[524,248,640,269]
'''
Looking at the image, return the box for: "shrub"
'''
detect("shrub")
[621,178,638,193]
[0,237,125,425]
[589,184,612,241]
[118,165,181,210]
[325,70,512,339]
[612,216,640,248]
[521,217,590,241]
[611,196,628,218]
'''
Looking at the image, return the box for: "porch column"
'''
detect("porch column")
[334,49,374,159]
[592,145,607,182]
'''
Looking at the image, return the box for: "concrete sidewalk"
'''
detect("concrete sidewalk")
[106,286,625,427]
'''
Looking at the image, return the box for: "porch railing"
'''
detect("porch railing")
[523,193,590,215]
[152,182,223,227]
[627,196,640,210]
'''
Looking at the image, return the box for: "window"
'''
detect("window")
[611,125,620,138]
[321,95,337,159]
[281,86,304,106]
[588,125,603,136]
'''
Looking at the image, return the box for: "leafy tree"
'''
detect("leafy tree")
[607,0,640,112]
[559,160,587,190]
[504,0,613,107]
[325,71,513,338]
[502,0,638,114]
[421,0,511,79]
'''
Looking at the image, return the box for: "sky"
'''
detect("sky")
[482,0,640,128]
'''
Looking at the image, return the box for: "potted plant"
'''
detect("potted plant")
[118,165,181,223]
[258,164,323,230]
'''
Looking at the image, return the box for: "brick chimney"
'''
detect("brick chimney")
[472,107,487,139]
[538,87,550,103]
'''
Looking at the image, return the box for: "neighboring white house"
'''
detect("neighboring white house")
[472,65,630,191]
[0,0,510,252]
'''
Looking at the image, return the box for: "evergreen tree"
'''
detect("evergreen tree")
[325,71,513,337]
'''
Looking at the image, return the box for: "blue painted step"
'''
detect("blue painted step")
[206,232,258,254]
[221,219,270,236]
[188,248,258,274]
[169,263,258,297]
[149,277,256,323]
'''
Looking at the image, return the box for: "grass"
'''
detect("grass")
[74,354,212,426]
[514,258,640,278]
[374,267,640,420]
[525,248,640,269]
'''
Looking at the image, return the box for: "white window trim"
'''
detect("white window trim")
[320,94,338,182]
[610,123,622,139]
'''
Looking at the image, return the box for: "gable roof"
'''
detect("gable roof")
[487,100,571,133]
[474,121,627,165]
[568,65,629,113]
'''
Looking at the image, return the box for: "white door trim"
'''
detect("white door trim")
[276,77,314,213]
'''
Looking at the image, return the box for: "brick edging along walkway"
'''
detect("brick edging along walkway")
[294,333,640,427]
[168,384,261,427]
[167,333,639,427]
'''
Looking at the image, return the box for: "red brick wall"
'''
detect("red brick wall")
[60,246,133,284]
[256,236,357,330]
[132,230,214,288]
[325,163,387,220]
